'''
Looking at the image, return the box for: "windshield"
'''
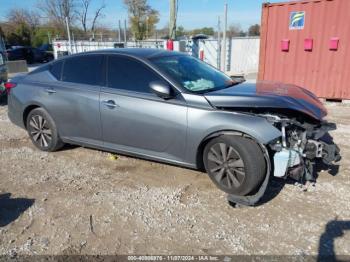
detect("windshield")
[150,55,235,93]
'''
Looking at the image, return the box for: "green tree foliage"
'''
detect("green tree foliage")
[176,26,185,37]
[248,24,260,36]
[2,8,40,46]
[31,27,63,47]
[190,27,215,36]
[31,28,50,47]
[123,0,159,40]
[6,23,32,46]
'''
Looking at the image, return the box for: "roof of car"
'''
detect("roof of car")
[83,48,184,59]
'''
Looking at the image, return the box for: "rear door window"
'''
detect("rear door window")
[49,61,63,80]
[107,55,162,93]
[62,55,105,86]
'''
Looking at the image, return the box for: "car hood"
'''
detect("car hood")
[204,81,327,120]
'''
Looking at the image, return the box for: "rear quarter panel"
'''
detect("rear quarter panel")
[8,69,58,128]
[9,70,102,144]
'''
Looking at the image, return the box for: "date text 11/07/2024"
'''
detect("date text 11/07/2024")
[127,255,221,261]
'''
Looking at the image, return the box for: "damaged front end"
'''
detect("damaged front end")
[264,114,341,182]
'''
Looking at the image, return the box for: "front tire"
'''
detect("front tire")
[203,135,266,196]
[26,108,64,152]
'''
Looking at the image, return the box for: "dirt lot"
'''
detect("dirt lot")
[0,102,349,257]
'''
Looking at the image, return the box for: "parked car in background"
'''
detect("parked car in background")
[0,50,8,100]
[5,49,341,205]
[6,47,54,64]
[38,44,53,52]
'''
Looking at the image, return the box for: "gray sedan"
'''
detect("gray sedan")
[6,49,340,205]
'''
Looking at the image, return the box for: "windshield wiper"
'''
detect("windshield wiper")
[225,81,241,88]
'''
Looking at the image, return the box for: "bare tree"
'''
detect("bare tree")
[76,0,105,36]
[5,8,41,45]
[38,0,77,30]
[7,8,41,30]
[78,0,89,32]
[227,24,242,38]
[90,3,106,33]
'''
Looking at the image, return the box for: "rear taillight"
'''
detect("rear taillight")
[4,82,17,94]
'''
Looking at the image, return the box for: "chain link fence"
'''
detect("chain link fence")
[53,37,260,75]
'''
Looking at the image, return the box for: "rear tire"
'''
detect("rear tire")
[26,108,64,152]
[203,135,266,196]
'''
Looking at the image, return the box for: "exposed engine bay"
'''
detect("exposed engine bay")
[262,113,341,182]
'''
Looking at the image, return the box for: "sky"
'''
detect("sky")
[0,0,284,30]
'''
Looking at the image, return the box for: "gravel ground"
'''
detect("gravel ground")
[0,102,349,257]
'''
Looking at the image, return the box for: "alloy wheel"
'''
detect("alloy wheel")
[28,115,52,148]
[207,143,246,189]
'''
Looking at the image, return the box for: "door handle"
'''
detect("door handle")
[102,100,117,108]
[45,88,56,94]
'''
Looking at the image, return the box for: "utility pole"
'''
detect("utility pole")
[220,3,228,72]
[146,16,149,39]
[72,32,77,53]
[47,32,51,44]
[65,16,72,54]
[169,0,177,40]
[118,20,122,42]
[124,19,127,44]
[217,16,221,69]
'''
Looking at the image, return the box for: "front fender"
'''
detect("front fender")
[186,108,281,165]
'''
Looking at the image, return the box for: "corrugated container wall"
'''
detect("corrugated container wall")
[258,0,350,99]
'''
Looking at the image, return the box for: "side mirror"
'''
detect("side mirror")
[149,81,173,99]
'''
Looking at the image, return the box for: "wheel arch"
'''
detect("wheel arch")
[22,103,48,128]
[195,130,270,171]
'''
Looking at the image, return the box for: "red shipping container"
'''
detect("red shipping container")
[329,37,339,51]
[281,39,290,52]
[304,38,313,51]
[258,0,350,100]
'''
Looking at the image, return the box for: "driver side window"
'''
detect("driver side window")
[107,55,162,94]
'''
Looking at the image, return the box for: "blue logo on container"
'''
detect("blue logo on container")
[290,11,305,30]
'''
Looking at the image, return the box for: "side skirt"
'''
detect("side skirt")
[61,137,197,170]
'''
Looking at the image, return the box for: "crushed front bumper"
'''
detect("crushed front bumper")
[271,120,341,182]
[307,121,341,164]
